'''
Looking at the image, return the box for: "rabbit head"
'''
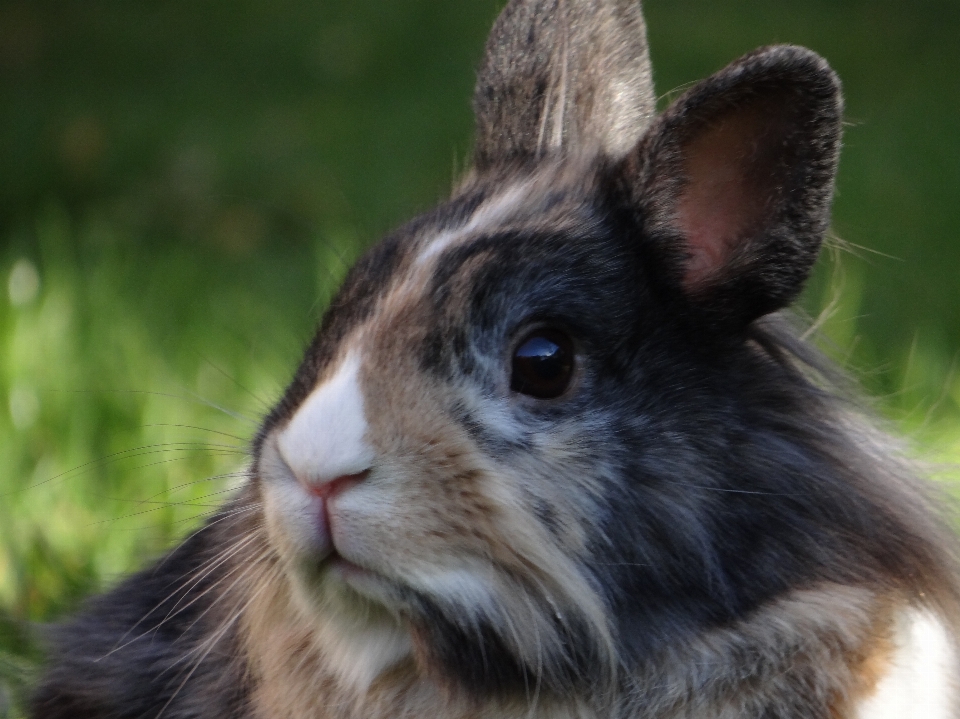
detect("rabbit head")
[248,0,940,706]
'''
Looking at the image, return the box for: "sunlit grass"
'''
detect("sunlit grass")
[0,208,359,713]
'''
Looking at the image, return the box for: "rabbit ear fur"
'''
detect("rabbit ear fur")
[473,2,840,327]
[473,0,655,168]
[613,45,844,326]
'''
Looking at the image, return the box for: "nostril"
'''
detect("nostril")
[307,470,370,500]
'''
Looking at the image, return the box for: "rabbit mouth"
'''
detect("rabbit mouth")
[255,433,406,613]
[258,427,615,695]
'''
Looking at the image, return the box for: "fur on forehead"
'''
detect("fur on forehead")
[364,159,611,331]
[363,160,623,362]
[432,157,607,251]
[254,155,616,444]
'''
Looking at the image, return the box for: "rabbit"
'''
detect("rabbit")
[29,0,960,717]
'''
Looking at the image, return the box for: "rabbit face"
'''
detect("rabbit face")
[28,4,960,719]
[256,164,635,694]
[253,0,851,701]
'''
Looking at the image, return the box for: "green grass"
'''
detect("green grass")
[2,0,959,715]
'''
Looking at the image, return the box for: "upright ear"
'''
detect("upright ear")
[473,0,655,169]
[614,45,843,327]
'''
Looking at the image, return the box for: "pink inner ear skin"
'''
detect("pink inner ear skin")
[673,109,772,290]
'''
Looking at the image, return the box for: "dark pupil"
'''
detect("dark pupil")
[511,331,574,399]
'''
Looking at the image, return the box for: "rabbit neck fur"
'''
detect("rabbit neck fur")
[237,544,952,718]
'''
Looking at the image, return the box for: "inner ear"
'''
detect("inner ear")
[676,98,797,289]
[614,46,841,325]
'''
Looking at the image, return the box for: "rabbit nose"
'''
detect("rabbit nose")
[306,470,370,500]
[308,470,369,559]
[275,351,376,495]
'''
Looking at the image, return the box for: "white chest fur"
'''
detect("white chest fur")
[856,610,957,719]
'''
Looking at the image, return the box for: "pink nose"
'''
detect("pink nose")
[300,471,369,560]
[305,470,369,500]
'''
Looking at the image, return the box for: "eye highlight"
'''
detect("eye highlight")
[510,329,576,399]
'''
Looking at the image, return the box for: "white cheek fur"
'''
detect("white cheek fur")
[316,617,412,695]
[258,439,330,559]
[856,609,957,719]
[325,481,398,567]
[277,352,374,487]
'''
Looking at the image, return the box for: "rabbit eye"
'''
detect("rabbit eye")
[510,329,575,399]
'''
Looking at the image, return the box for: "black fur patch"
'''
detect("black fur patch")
[404,588,601,700]
[30,496,258,719]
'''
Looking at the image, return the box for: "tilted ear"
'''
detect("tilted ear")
[473,0,655,169]
[614,45,843,326]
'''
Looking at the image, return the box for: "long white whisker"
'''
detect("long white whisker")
[156,562,283,719]
[102,531,266,658]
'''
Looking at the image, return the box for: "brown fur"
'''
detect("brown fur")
[239,565,914,718]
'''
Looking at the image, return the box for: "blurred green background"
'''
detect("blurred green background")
[1,0,959,713]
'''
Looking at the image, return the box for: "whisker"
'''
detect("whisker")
[6,443,246,497]
[161,539,269,627]
[103,532,267,658]
[194,354,273,411]
[41,388,260,425]
[117,503,263,534]
[141,424,251,443]
[86,487,256,526]
[157,561,284,718]
[180,559,275,642]
[136,471,251,504]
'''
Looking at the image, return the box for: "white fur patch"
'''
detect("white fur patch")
[320,619,412,693]
[410,563,499,612]
[289,581,413,694]
[414,182,531,266]
[258,438,331,558]
[277,353,374,487]
[856,609,957,719]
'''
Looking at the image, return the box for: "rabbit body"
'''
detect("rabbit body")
[31,1,960,718]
